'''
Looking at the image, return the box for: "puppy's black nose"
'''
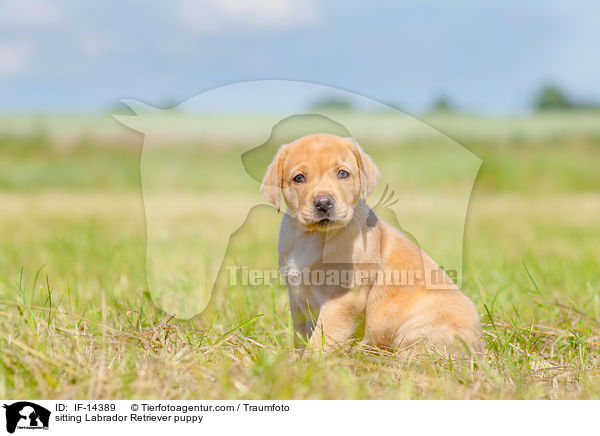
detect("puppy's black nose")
[314,195,334,213]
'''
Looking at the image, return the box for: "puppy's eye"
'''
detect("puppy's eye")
[293,174,306,183]
[337,169,350,179]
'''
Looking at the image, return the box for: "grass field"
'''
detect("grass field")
[0,111,599,399]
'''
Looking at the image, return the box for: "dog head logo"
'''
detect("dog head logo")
[114,80,480,318]
[3,402,50,433]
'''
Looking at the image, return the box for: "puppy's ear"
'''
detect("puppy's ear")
[350,139,380,200]
[260,147,287,211]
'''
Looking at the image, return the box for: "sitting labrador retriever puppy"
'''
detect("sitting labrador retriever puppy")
[261,133,482,353]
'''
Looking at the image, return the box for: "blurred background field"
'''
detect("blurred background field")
[2,109,600,192]
[0,109,599,399]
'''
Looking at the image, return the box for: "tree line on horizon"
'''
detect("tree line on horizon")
[310,84,600,113]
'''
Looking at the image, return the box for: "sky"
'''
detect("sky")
[0,0,599,114]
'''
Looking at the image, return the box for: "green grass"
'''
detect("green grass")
[0,113,599,399]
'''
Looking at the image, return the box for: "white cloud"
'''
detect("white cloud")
[0,41,34,76]
[0,0,63,27]
[177,0,322,33]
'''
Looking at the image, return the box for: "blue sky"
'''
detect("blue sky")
[0,0,599,114]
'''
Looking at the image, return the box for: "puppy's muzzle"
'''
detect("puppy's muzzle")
[314,194,335,215]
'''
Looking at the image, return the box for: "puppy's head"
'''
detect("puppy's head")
[261,133,379,231]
